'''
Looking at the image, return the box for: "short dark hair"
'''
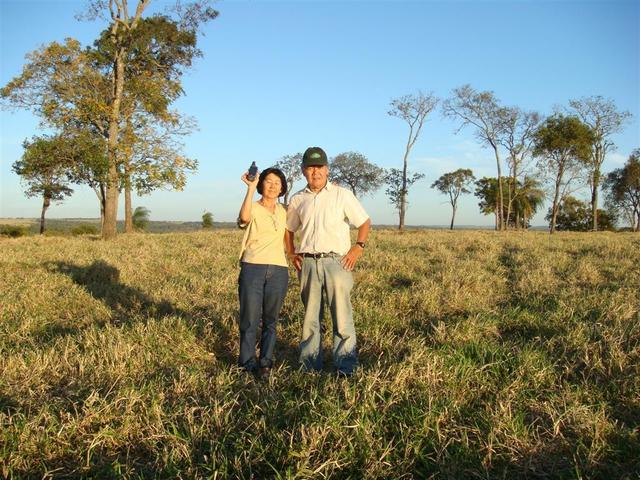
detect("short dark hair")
[257,167,287,197]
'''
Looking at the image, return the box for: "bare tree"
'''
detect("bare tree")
[329,152,384,197]
[273,153,303,206]
[442,85,511,230]
[388,91,439,230]
[568,96,632,231]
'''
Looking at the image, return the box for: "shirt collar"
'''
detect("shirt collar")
[304,181,332,193]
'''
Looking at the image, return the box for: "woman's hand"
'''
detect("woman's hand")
[241,172,259,188]
[288,252,303,272]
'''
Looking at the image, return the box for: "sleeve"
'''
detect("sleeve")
[237,202,256,229]
[286,197,302,232]
[343,189,369,228]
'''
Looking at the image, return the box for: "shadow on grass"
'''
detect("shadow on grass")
[43,260,236,365]
[47,260,176,322]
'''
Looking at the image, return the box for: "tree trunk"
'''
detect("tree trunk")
[124,183,133,233]
[399,167,407,231]
[591,168,600,231]
[399,127,413,231]
[550,178,562,235]
[450,205,456,230]
[506,174,514,230]
[102,50,126,240]
[511,162,519,229]
[491,146,504,231]
[40,195,50,235]
[100,183,106,230]
[124,161,133,233]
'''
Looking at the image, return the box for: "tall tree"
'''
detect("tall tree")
[384,168,425,220]
[2,4,216,237]
[430,168,476,229]
[388,91,439,230]
[273,153,303,205]
[569,96,632,230]
[442,85,511,230]
[603,149,640,231]
[499,108,542,228]
[12,136,74,234]
[84,4,217,238]
[533,115,594,234]
[329,152,384,197]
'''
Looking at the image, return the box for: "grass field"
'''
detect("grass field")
[1,229,638,479]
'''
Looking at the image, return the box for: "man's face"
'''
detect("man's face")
[303,165,329,190]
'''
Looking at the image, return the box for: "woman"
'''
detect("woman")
[237,167,289,380]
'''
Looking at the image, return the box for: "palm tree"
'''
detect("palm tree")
[132,206,151,231]
[513,176,545,228]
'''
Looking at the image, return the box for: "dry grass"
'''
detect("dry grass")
[1,229,638,478]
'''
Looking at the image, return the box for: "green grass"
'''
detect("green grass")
[1,230,638,478]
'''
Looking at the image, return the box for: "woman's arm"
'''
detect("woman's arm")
[238,172,259,226]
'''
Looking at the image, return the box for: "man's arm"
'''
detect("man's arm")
[285,229,303,272]
[341,218,371,271]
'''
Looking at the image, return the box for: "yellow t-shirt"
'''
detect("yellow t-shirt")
[239,202,288,267]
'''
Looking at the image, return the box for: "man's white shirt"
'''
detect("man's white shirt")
[286,182,369,256]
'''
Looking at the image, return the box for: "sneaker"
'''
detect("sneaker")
[336,370,353,379]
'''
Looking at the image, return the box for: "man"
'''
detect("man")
[285,146,371,377]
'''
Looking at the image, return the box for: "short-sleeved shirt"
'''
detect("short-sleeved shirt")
[286,183,369,256]
[239,202,288,267]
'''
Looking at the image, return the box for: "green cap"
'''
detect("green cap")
[302,147,328,167]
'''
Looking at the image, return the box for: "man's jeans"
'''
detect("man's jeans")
[299,256,358,374]
[238,262,289,371]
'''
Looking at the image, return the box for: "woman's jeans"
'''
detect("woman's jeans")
[238,262,289,371]
[299,256,358,374]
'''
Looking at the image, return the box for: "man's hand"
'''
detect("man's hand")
[341,245,363,271]
[289,253,303,272]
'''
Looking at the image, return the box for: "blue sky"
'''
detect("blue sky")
[1,0,639,226]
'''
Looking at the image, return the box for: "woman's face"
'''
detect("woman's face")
[261,173,282,200]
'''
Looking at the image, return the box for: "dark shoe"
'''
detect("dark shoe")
[258,367,271,381]
[336,370,353,379]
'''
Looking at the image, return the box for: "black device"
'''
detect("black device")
[247,161,258,181]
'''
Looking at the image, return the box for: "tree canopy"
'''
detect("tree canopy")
[329,152,384,197]
[431,168,476,229]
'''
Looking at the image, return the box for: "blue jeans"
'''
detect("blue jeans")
[238,263,289,371]
[299,256,358,374]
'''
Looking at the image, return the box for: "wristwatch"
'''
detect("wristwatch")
[355,241,366,249]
